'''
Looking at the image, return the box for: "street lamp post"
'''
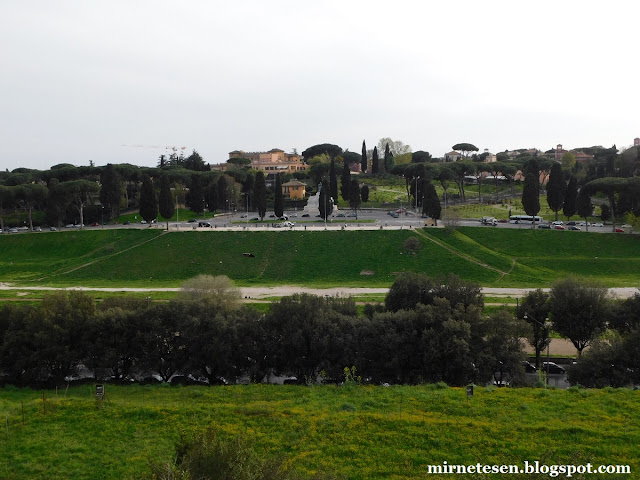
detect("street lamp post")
[524,312,551,385]
[101,206,104,229]
[415,176,420,214]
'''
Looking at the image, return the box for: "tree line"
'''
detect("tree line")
[1,274,637,389]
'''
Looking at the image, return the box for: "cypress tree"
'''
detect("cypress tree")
[384,143,395,172]
[340,160,351,201]
[139,175,158,223]
[253,171,267,220]
[522,160,540,223]
[372,147,379,174]
[563,176,578,220]
[576,188,592,231]
[206,180,218,213]
[546,162,565,221]
[329,158,338,204]
[349,178,361,217]
[186,174,205,214]
[422,182,441,225]
[361,184,369,203]
[274,173,284,218]
[318,178,332,221]
[158,175,174,230]
[361,140,367,173]
[99,164,122,221]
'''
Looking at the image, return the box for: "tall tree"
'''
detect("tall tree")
[329,158,338,204]
[253,171,267,220]
[274,173,284,218]
[521,159,540,224]
[186,174,205,214]
[139,175,158,223]
[340,160,351,201]
[518,289,551,369]
[158,175,174,230]
[361,140,367,173]
[15,183,48,230]
[452,143,479,157]
[576,188,592,232]
[318,178,333,221]
[59,179,100,228]
[563,176,578,220]
[99,164,123,221]
[371,147,379,174]
[422,182,441,225]
[206,179,219,213]
[384,143,395,172]
[349,178,361,218]
[546,162,566,221]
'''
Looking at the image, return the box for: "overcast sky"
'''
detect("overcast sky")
[2,0,639,172]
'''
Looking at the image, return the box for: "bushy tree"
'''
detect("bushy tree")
[518,289,550,368]
[550,277,609,356]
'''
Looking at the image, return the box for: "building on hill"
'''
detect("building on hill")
[211,148,308,174]
[444,150,462,162]
[282,180,306,199]
[634,137,640,147]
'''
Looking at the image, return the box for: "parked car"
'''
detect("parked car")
[592,222,604,227]
[522,361,537,374]
[302,214,310,217]
[198,222,212,227]
[336,213,345,218]
[33,226,42,232]
[542,362,565,375]
[615,228,625,233]
[90,222,100,227]
[346,213,356,217]
[240,214,247,218]
[50,226,57,231]
[9,228,18,233]
[567,221,577,226]
[281,221,295,227]
[537,224,551,229]
[188,219,196,223]
[568,225,581,231]
[390,212,399,218]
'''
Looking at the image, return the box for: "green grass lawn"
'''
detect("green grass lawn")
[1,228,638,288]
[0,384,638,480]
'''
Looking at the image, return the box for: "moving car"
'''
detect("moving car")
[537,224,551,229]
[567,226,581,231]
[592,222,604,227]
[522,361,537,373]
[553,225,565,230]
[552,220,564,226]
[615,228,625,233]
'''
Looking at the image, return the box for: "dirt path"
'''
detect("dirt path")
[0,283,637,299]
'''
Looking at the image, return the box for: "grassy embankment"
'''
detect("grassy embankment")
[1,228,639,289]
[0,384,638,480]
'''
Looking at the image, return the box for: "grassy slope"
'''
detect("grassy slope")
[0,385,638,480]
[0,228,639,288]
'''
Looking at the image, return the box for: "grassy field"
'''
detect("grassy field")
[1,228,639,288]
[0,384,637,480]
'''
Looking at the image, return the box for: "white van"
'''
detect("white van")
[481,216,498,226]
